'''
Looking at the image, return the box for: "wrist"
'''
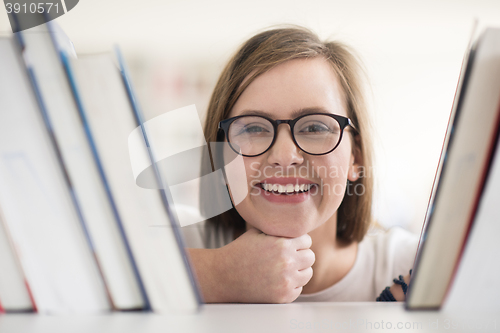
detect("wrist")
[209,246,236,303]
[389,273,411,301]
[377,272,411,302]
[187,247,231,303]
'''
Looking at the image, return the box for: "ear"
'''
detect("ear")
[347,134,362,182]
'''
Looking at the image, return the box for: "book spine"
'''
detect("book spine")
[116,48,203,306]
[60,51,149,311]
[18,17,111,311]
[24,56,111,311]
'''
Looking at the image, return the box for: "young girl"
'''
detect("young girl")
[183,26,418,303]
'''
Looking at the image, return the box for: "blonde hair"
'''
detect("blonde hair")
[201,26,373,242]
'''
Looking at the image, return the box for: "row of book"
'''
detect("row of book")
[0,20,200,314]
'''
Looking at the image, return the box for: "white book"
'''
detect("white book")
[0,205,33,312]
[0,36,109,314]
[18,22,145,310]
[68,53,200,312]
[407,28,500,309]
[444,130,500,311]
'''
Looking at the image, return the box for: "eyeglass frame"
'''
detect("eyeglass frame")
[217,112,358,157]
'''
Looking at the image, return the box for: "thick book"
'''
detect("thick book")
[444,125,500,310]
[118,49,202,310]
[17,21,146,311]
[66,51,200,312]
[0,205,34,312]
[406,28,500,309]
[0,36,109,313]
[414,26,476,256]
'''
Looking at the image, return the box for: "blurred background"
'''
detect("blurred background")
[1,0,499,234]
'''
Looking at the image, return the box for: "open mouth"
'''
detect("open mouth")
[259,183,316,195]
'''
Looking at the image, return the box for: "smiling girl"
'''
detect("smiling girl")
[184,26,418,303]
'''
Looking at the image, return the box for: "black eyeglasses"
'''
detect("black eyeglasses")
[217,113,357,157]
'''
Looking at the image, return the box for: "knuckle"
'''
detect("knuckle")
[281,276,293,290]
[282,257,294,271]
[274,238,290,256]
[278,237,290,250]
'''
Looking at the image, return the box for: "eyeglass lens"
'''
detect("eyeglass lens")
[227,115,342,156]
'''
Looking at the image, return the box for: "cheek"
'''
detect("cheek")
[244,158,264,187]
[313,153,351,180]
[226,157,264,203]
[312,154,352,199]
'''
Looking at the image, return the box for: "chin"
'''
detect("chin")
[256,221,311,238]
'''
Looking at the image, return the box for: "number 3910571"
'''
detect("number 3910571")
[5,2,60,14]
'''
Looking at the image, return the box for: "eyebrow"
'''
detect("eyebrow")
[238,107,333,119]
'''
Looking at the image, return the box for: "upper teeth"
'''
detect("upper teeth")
[261,183,313,193]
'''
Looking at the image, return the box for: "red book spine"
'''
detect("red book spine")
[0,299,5,313]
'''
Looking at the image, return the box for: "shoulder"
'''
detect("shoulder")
[363,227,419,252]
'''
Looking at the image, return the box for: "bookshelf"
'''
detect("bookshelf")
[0,303,498,333]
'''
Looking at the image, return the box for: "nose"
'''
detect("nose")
[266,124,304,167]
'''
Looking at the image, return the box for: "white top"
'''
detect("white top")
[181,222,419,302]
[296,227,419,302]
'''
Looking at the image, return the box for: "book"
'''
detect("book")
[406,28,500,309]
[118,49,202,309]
[444,124,500,311]
[0,35,109,313]
[65,51,200,312]
[0,205,33,312]
[414,25,476,256]
[17,21,146,311]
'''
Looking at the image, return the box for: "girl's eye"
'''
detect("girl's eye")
[299,123,332,134]
[236,124,272,136]
[245,126,268,133]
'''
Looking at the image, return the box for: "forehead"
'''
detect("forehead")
[229,57,347,119]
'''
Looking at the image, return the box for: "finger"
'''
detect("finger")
[295,249,316,270]
[288,286,303,303]
[290,233,312,250]
[295,266,313,288]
